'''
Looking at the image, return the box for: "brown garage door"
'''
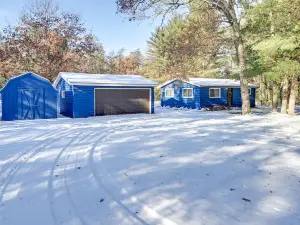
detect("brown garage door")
[95,89,150,116]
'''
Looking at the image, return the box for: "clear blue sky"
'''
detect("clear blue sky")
[0,0,161,54]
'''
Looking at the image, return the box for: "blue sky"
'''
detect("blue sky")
[0,0,161,54]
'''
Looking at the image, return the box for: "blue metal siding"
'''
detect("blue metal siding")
[57,79,74,118]
[232,88,255,107]
[72,86,155,118]
[200,87,227,107]
[1,73,57,121]
[161,80,201,109]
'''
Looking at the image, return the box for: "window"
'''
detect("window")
[249,88,252,95]
[182,88,193,98]
[61,90,66,99]
[165,88,174,98]
[209,88,221,98]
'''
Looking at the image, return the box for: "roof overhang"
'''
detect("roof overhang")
[199,85,259,88]
[157,79,198,89]
[71,82,158,87]
[53,73,158,88]
[158,79,259,89]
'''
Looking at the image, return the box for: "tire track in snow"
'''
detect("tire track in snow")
[72,126,134,225]
[0,128,60,179]
[0,128,72,208]
[51,126,121,225]
[62,130,100,225]
[47,128,87,225]
[62,125,130,225]
[63,130,99,225]
[89,126,179,225]
[88,127,152,225]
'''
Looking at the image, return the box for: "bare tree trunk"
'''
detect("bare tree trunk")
[281,75,289,114]
[234,33,250,115]
[288,75,298,115]
[227,0,250,115]
[272,83,279,112]
[259,75,265,105]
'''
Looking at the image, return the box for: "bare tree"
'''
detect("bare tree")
[0,0,105,81]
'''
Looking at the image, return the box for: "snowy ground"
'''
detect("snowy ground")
[0,106,300,225]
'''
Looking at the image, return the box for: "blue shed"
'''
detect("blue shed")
[0,72,58,121]
[159,78,258,109]
[53,72,158,118]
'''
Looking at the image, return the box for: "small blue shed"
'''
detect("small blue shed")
[0,72,58,121]
[53,72,158,118]
[159,78,258,109]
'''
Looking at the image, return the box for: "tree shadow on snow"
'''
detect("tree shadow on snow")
[0,107,300,225]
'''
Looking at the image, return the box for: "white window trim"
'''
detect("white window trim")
[182,88,194,98]
[165,88,174,98]
[61,90,66,99]
[209,88,221,98]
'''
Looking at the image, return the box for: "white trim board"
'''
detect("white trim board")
[158,78,259,89]
[209,88,221,98]
[54,72,158,88]
[93,87,152,116]
[182,88,194,98]
[165,88,175,98]
[71,83,156,87]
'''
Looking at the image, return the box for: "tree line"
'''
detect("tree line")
[0,0,143,85]
[117,0,300,115]
[1,0,300,115]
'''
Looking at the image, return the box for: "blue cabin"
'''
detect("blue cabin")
[159,78,257,109]
[53,72,158,118]
[0,72,57,121]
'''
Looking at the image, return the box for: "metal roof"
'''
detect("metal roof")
[158,78,258,88]
[53,72,158,87]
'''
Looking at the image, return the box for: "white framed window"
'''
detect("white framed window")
[61,90,66,99]
[182,88,193,98]
[165,88,174,98]
[249,88,252,95]
[209,88,221,98]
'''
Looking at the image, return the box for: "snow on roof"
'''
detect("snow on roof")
[158,78,258,88]
[53,72,158,87]
[189,78,258,88]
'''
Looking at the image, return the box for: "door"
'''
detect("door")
[227,88,233,107]
[95,89,150,116]
[18,89,44,120]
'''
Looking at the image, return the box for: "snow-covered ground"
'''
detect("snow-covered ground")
[1,106,300,225]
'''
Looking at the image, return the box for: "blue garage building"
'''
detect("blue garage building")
[0,72,57,121]
[159,78,258,109]
[53,72,158,118]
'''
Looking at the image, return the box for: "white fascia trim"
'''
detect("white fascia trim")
[158,79,201,89]
[53,73,73,88]
[158,79,259,89]
[72,83,157,87]
[200,85,258,88]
